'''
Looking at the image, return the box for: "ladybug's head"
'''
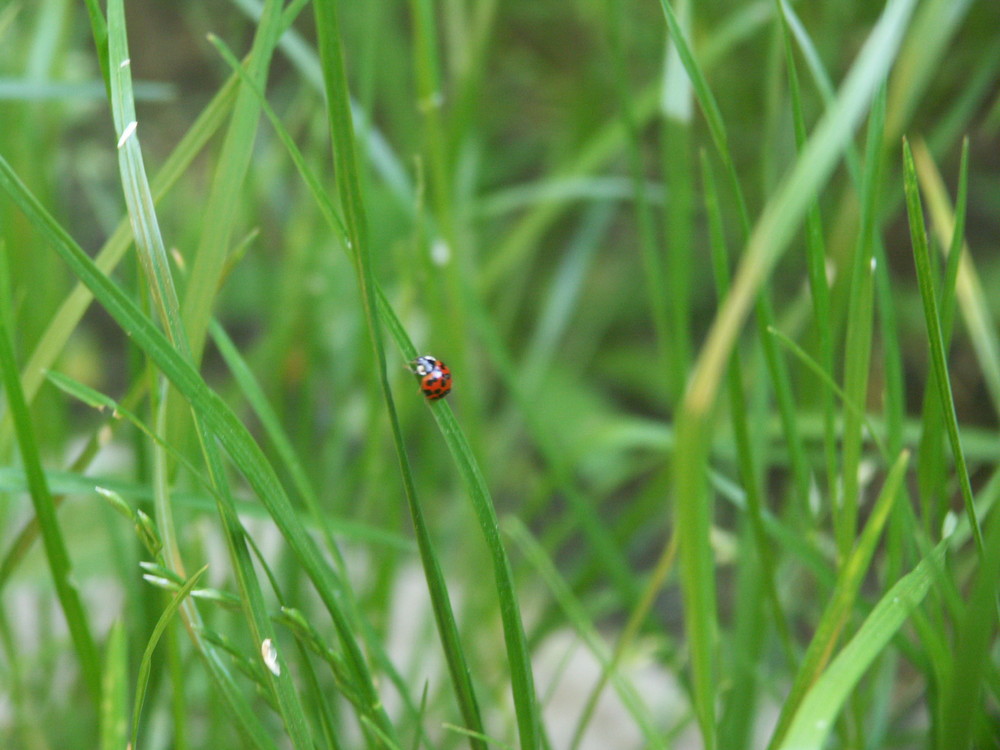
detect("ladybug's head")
[409,355,438,377]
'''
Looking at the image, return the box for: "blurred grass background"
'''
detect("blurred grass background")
[1,0,999,748]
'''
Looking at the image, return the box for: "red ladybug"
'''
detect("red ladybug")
[409,355,452,400]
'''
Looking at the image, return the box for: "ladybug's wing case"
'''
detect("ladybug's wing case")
[420,366,452,399]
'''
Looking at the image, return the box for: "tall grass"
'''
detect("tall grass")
[1,1,998,749]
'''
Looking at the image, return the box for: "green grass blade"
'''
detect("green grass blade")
[210,324,421,729]
[208,319,335,543]
[655,0,730,173]
[0,247,102,703]
[80,0,110,100]
[3,3,991,747]
[214,310,468,744]
[519,204,613,383]
[913,138,969,535]
[886,0,978,140]
[131,565,207,750]
[421,392,542,748]
[100,621,128,750]
[667,10,916,735]
[651,5,736,741]
[107,0,182,346]
[937,139,970,363]
[310,1,497,745]
[910,138,1000,417]
[180,0,286,360]
[838,86,885,559]
[767,449,910,749]
[669,401,717,748]
[776,539,947,750]
[215,15,469,747]
[661,28,811,741]
[606,0,671,398]
[775,0,837,507]
[0,378,159,595]
[505,518,664,750]
[392,449,490,749]
[479,84,659,292]
[456,278,638,606]
[0,0,316,461]
[478,4,788,294]
[702,150,792,662]
[661,0,694,399]
[873,236,907,457]
[198,641,282,750]
[937,506,1000,747]
[204,34,349,244]
[902,138,983,556]
[45,369,211,491]
[766,327,888,461]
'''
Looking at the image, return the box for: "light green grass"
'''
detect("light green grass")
[1,1,998,749]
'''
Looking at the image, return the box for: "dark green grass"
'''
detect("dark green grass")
[1,1,998,749]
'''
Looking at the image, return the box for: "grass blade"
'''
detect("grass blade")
[179,0,285,359]
[937,505,1000,747]
[702,150,792,659]
[505,517,664,750]
[131,565,208,750]
[310,1,500,744]
[913,138,969,533]
[0,247,102,703]
[100,621,128,750]
[902,138,983,556]
[661,0,694,399]
[910,137,1000,418]
[0,0,317,463]
[838,86,885,559]
[80,0,110,99]
[775,0,836,508]
[776,539,947,750]
[605,0,671,399]
[767,449,910,749]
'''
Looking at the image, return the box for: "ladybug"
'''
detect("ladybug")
[409,355,452,400]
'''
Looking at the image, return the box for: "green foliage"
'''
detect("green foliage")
[1,1,998,748]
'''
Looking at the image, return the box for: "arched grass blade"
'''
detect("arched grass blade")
[776,540,947,750]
